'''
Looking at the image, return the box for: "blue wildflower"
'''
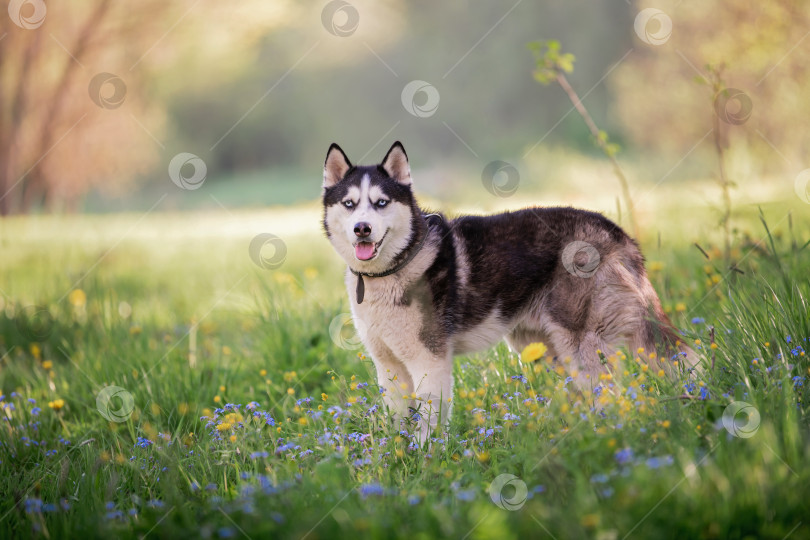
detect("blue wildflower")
[615,448,634,465]
[24,498,43,514]
[135,437,152,448]
[590,473,609,484]
[645,455,674,469]
[456,489,476,501]
[359,483,385,498]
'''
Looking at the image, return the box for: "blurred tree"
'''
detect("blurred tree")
[0,0,291,214]
[2,1,638,212]
[612,0,810,172]
[0,0,170,214]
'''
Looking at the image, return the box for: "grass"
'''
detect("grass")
[0,203,808,539]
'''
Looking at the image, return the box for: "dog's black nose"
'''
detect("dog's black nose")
[354,222,372,238]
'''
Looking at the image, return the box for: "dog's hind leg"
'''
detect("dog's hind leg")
[507,316,594,386]
[576,331,615,386]
[632,278,702,376]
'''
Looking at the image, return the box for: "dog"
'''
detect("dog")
[322,141,695,441]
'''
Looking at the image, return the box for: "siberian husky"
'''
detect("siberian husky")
[322,141,695,441]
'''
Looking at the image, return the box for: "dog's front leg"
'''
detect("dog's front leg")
[407,351,454,445]
[365,341,414,425]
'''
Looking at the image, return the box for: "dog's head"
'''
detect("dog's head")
[322,141,420,274]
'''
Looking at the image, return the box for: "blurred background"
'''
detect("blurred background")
[2,0,808,219]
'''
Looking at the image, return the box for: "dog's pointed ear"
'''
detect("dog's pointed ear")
[381,141,411,186]
[323,143,352,189]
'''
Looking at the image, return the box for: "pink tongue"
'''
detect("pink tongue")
[355,242,375,260]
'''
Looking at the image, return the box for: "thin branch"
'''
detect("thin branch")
[555,72,639,240]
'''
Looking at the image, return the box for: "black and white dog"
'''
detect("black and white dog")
[322,141,694,440]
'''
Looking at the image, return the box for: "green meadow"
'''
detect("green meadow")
[0,198,808,539]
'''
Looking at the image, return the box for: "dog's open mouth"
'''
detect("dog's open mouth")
[354,231,387,261]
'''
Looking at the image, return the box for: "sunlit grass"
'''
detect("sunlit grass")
[0,205,808,538]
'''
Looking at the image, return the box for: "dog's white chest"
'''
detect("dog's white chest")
[346,273,426,352]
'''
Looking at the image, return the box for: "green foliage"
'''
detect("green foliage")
[0,208,808,538]
[527,40,576,85]
[597,130,622,158]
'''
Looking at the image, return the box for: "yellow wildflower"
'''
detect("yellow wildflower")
[581,514,599,528]
[521,342,548,363]
[68,289,86,307]
[48,399,65,410]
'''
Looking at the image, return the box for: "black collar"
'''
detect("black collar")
[349,213,441,304]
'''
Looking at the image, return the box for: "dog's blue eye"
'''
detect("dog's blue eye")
[343,200,354,208]
[376,200,389,208]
